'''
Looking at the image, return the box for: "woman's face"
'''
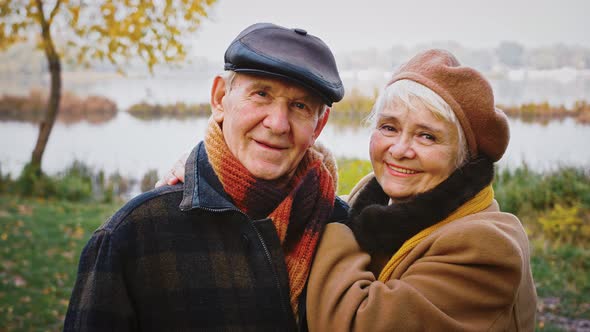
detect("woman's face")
[369,97,460,201]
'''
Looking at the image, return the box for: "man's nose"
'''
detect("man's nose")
[263,102,291,135]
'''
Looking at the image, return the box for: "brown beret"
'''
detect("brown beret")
[387,49,510,162]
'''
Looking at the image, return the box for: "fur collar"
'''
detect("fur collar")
[348,157,494,257]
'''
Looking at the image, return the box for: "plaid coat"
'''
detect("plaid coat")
[64,142,349,332]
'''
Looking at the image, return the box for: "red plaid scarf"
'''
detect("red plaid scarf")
[204,117,336,316]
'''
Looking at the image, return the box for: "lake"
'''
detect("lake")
[2,69,590,179]
[1,113,589,181]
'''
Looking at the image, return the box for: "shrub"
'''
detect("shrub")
[141,169,159,192]
[337,158,373,196]
[15,163,57,198]
[494,165,590,215]
[53,161,94,201]
[537,203,590,248]
[11,161,135,202]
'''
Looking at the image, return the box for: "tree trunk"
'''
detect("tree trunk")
[29,1,61,175]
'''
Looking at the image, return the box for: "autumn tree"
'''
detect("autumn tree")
[0,0,217,177]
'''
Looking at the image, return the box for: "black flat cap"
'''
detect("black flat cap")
[224,23,344,106]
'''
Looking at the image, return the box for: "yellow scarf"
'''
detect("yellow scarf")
[378,185,494,282]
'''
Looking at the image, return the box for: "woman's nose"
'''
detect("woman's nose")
[388,136,416,159]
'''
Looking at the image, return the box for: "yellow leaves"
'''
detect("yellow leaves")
[41,286,53,295]
[3,0,218,74]
[60,223,85,240]
[61,250,75,260]
[68,5,79,25]
[1,233,7,240]
[537,202,590,247]
[100,2,115,18]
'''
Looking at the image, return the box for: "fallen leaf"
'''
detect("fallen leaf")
[17,205,32,216]
[13,275,26,287]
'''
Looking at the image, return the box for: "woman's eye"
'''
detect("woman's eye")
[420,133,436,141]
[378,125,397,136]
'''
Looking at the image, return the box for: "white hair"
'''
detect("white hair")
[366,79,469,168]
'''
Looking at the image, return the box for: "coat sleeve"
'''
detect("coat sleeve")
[306,222,525,331]
[63,227,137,331]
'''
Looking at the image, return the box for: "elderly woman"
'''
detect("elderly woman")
[305,49,537,331]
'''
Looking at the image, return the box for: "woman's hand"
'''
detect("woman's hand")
[154,152,189,188]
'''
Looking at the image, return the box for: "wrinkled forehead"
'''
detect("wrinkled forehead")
[233,72,325,104]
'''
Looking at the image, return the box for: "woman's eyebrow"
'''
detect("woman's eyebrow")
[377,114,446,133]
[376,114,399,123]
[415,123,445,134]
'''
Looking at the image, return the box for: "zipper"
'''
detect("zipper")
[251,220,291,325]
[195,206,291,325]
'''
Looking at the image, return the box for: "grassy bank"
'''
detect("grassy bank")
[1,161,588,330]
[0,196,120,330]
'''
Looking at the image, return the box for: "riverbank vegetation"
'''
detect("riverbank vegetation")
[2,89,589,126]
[1,160,589,330]
[126,101,210,119]
[0,90,117,124]
[499,100,590,124]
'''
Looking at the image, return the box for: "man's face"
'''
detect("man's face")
[211,73,329,181]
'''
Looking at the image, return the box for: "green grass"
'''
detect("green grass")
[337,158,374,196]
[0,195,119,331]
[532,242,590,317]
[1,159,589,331]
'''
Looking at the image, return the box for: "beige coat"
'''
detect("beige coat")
[307,176,537,331]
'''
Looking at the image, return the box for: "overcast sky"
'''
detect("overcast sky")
[188,0,589,60]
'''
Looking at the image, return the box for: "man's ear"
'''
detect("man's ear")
[313,107,331,141]
[210,75,227,123]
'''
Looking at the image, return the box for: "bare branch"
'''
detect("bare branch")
[48,0,62,24]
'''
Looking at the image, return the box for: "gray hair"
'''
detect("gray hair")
[366,79,469,168]
[221,70,329,118]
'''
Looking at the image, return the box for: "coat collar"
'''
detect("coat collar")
[347,157,495,257]
[179,142,236,212]
[178,141,350,220]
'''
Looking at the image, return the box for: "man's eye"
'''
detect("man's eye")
[256,91,267,97]
[293,102,306,110]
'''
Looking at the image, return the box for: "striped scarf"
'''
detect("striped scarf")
[204,117,337,316]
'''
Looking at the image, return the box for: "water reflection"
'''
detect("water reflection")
[1,114,588,179]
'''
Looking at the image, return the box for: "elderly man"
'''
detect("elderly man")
[64,23,347,331]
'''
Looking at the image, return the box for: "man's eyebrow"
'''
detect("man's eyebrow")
[247,80,320,103]
[248,81,273,91]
